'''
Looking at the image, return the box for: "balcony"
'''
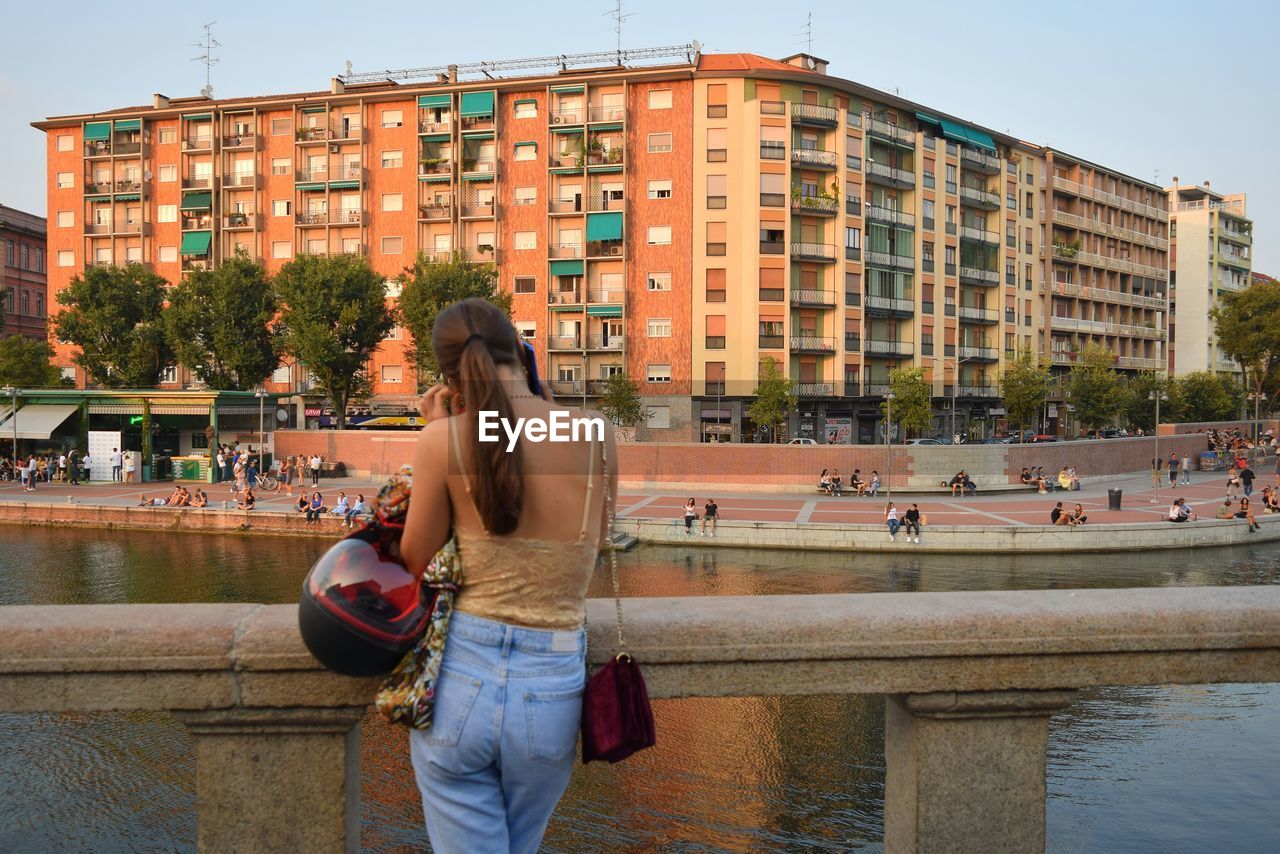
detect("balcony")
[844,334,862,351]
[114,140,144,157]
[863,382,892,397]
[331,209,364,226]
[1217,251,1251,270]
[1054,249,1168,280]
[295,211,328,227]
[550,243,584,259]
[418,159,452,177]
[797,382,836,397]
[587,192,625,212]
[330,122,362,142]
[1217,225,1252,246]
[548,336,582,351]
[790,335,837,353]
[548,152,580,170]
[460,199,497,219]
[550,108,584,126]
[84,179,114,195]
[959,185,1001,209]
[959,266,1000,286]
[221,133,258,150]
[791,148,839,170]
[586,240,624,259]
[865,294,915,317]
[548,380,584,396]
[790,242,837,262]
[587,335,623,351]
[865,161,915,189]
[866,118,916,148]
[588,288,624,304]
[182,137,213,152]
[959,147,1001,174]
[296,167,328,182]
[846,197,863,217]
[1114,355,1166,371]
[84,141,112,158]
[330,164,364,182]
[181,258,211,273]
[865,339,915,357]
[957,384,1000,397]
[790,289,836,307]
[418,118,452,135]
[180,214,214,231]
[222,213,257,231]
[958,306,999,324]
[587,105,626,123]
[958,225,999,246]
[461,159,495,176]
[790,103,839,126]
[865,250,915,271]
[1051,176,1167,221]
[418,201,452,221]
[182,176,215,190]
[548,290,581,305]
[585,148,625,169]
[866,206,916,228]
[459,115,495,134]
[958,345,999,361]
[223,172,258,189]
[295,126,331,144]
[548,197,585,214]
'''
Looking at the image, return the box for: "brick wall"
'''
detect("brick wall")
[1157,419,1278,437]
[1006,434,1208,479]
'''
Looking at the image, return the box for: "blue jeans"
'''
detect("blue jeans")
[410,611,585,854]
[887,518,901,537]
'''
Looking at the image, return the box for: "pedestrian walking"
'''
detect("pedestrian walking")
[81,452,92,483]
[309,454,322,487]
[279,456,293,496]
[1151,456,1163,490]
[1168,453,1180,488]
[68,449,79,486]
[885,501,900,541]
[111,448,123,482]
[25,455,37,492]
[1181,454,1192,485]
[57,453,67,483]
[1241,465,1256,498]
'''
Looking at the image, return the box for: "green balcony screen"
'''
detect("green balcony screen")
[179,192,212,210]
[417,94,451,109]
[113,119,141,132]
[180,231,212,254]
[549,260,584,276]
[459,91,495,118]
[83,122,110,141]
[585,212,623,242]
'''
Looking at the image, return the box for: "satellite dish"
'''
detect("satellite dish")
[345,60,353,77]
[806,57,817,70]
[200,85,213,98]
[691,39,702,53]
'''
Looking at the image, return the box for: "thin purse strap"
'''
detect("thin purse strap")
[601,438,626,652]
[450,417,489,534]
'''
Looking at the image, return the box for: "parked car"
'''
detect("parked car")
[1029,434,1060,443]
[905,438,943,445]
[786,438,817,445]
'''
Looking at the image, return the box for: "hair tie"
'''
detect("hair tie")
[464,333,486,347]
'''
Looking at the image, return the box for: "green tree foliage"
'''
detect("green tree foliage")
[1212,279,1280,409]
[397,252,511,386]
[1122,371,1168,432]
[999,347,1050,436]
[162,252,280,390]
[274,254,394,429]
[882,366,932,439]
[0,335,66,388]
[596,373,650,441]
[1169,371,1242,423]
[53,263,171,387]
[747,356,796,442]
[1066,343,1127,431]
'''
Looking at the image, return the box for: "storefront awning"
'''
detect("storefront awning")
[0,404,79,440]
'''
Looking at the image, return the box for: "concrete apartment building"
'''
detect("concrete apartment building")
[1166,179,1252,377]
[35,47,1167,441]
[0,204,50,340]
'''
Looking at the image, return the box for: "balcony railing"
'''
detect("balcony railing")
[587,335,622,351]
[790,335,836,353]
[222,214,257,230]
[866,206,916,228]
[844,334,862,351]
[330,122,362,141]
[1051,281,1166,310]
[866,162,916,187]
[181,259,211,272]
[182,176,215,189]
[418,118,452,134]
[296,126,330,143]
[959,147,1002,173]
[866,118,916,148]
[958,346,999,361]
[461,159,495,175]
[586,240,624,259]
[182,137,213,151]
[790,289,836,307]
[957,384,1000,397]
[790,103,839,125]
[295,211,328,226]
[1114,355,1166,371]
[959,266,1000,286]
[84,141,112,158]
[958,306,999,323]
[221,133,257,149]
[460,200,497,218]
[791,148,839,169]
[865,339,915,357]
[180,215,214,231]
[418,202,451,221]
[548,291,581,305]
[550,243,584,259]
[330,164,363,181]
[548,336,581,350]
[587,105,626,123]
[588,288,624,304]
[1050,210,1168,250]
[549,380,583,395]
[585,148,625,168]
[223,172,258,188]
[113,141,143,156]
[865,250,915,271]
[296,167,328,182]
[84,180,113,194]
[959,225,999,245]
[1051,176,1167,221]
[332,209,364,225]
[865,294,915,315]
[959,186,1001,208]
[796,382,836,396]
[843,380,861,396]
[759,335,785,349]
[790,242,837,262]
[418,160,452,177]
[550,109,584,126]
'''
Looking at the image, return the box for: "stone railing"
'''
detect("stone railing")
[1,589,1277,852]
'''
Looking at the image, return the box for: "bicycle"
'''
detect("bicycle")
[252,472,279,492]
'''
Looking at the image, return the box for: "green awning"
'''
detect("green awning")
[550,260,584,276]
[461,130,495,139]
[296,182,326,192]
[549,304,582,312]
[586,212,623,242]
[963,127,997,153]
[418,174,451,183]
[550,84,584,94]
[328,180,359,189]
[113,119,141,131]
[915,112,942,129]
[179,191,212,210]
[461,173,493,182]
[300,106,326,114]
[590,122,623,132]
[418,94,451,109]
[586,306,623,317]
[549,166,583,175]
[83,122,111,141]
[184,113,212,122]
[459,91,495,117]
[513,141,537,149]
[419,133,450,143]
[514,98,537,106]
[180,231,212,254]
[938,118,971,146]
[114,194,140,202]
[551,125,585,134]
[587,165,622,173]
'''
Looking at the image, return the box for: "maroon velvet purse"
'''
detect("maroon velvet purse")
[581,441,656,764]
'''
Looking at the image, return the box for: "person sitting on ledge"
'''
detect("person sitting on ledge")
[295,493,310,514]
[1216,499,1236,520]
[828,468,843,496]
[961,472,977,496]
[1067,503,1088,525]
[305,491,326,523]
[1037,466,1055,492]
[868,471,881,498]
[191,489,208,508]
[819,468,830,492]
[1235,496,1260,533]
[171,487,191,508]
[949,471,967,497]
[850,469,864,495]
[1050,501,1064,524]
[238,488,257,512]
[1261,487,1280,513]
[1167,497,1195,523]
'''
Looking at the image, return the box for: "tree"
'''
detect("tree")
[0,336,66,387]
[999,347,1050,436]
[53,263,171,387]
[747,356,796,442]
[397,252,511,386]
[1212,280,1280,412]
[596,373,651,441]
[162,251,280,390]
[882,366,932,440]
[274,254,395,429]
[1169,371,1242,423]
[1065,342,1126,431]
[1121,371,1167,433]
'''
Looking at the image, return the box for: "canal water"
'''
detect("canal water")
[1,527,1278,852]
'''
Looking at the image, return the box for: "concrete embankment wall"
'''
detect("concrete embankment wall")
[275,429,1210,494]
[0,501,347,538]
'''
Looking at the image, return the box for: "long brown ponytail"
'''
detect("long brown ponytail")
[432,298,523,534]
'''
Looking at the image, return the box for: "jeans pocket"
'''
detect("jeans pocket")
[421,669,483,747]
[523,686,584,764]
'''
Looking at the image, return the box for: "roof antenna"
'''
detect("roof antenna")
[191,21,220,96]
[801,12,813,54]
[605,0,635,65]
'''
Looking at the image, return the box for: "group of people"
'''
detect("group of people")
[1049,502,1088,526]
[138,485,208,508]
[682,498,720,536]
[276,453,325,495]
[1019,466,1081,494]
[948,471,977,497]
[296,490,367,527]
[884,502,923,542]
[819,468,881,497]
[7,448,134,491]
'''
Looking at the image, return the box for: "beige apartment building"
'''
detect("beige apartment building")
[1166,179,1252,377]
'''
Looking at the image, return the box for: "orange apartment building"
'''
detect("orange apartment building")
[36,46,1167,442]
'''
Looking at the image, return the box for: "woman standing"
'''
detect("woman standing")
[399,298,616,853]
[279,455,293,496]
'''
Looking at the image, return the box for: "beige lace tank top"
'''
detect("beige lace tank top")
[449,424,601,631]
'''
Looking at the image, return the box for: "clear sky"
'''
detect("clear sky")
[2,0,1276,271]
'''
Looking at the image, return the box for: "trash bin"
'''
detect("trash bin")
[1107,488,1122,510]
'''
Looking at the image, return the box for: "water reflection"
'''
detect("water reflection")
[0,528,1277,851]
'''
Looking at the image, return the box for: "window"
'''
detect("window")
[380,236,404,255]
[380,149,403,169]
[646,364,672,383]
[759,172,785,206]
[514,321,536,340]
[514,186,537,205]
[647,318,672,338]
[514,231,537,250]
[157,205,177,223]
[35,293,44,315]
[514,100,537,119]
[707,84,728,118]
[845,227,861,250]
[159,245,177,263]
[647,226,672,245]
[20,245,29,270]
[56,210,74,228]
[706,268,726,302]
[760,126,786,160]
[514,142,536,162]
[272,200,291,217]
[706,175,727,209]
[647,272,671,291]
[272,241,292,259]
[155,127,175,144]
[945,164,957,193]
[160,366,179,384]
[381,365,404,383]
[57,250,75,267]
[514,276,536,294]
[647,133,672,153]
[648,179,672,200]
[706,128,727,162]
[648,89,673,110]
[56,172,74,189]
[56,135,73,152]
[381,193,403,212]
[380,109,403,128]
[922,199,935,228]
[706,221,726,256]
[34,249,44,273]
[271,118,291,136]
[154,164,175,183]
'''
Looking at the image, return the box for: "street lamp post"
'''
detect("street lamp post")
[2,386,17,481]
[255,389,268,475]
[886,391,895,500]
[1150,389,1168,505]
[1246,392,1264,449]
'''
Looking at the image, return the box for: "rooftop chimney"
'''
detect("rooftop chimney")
[447,64,458,83]
[153,94,169,109]
[1204,180,1211,189]
[330,78,345,95]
